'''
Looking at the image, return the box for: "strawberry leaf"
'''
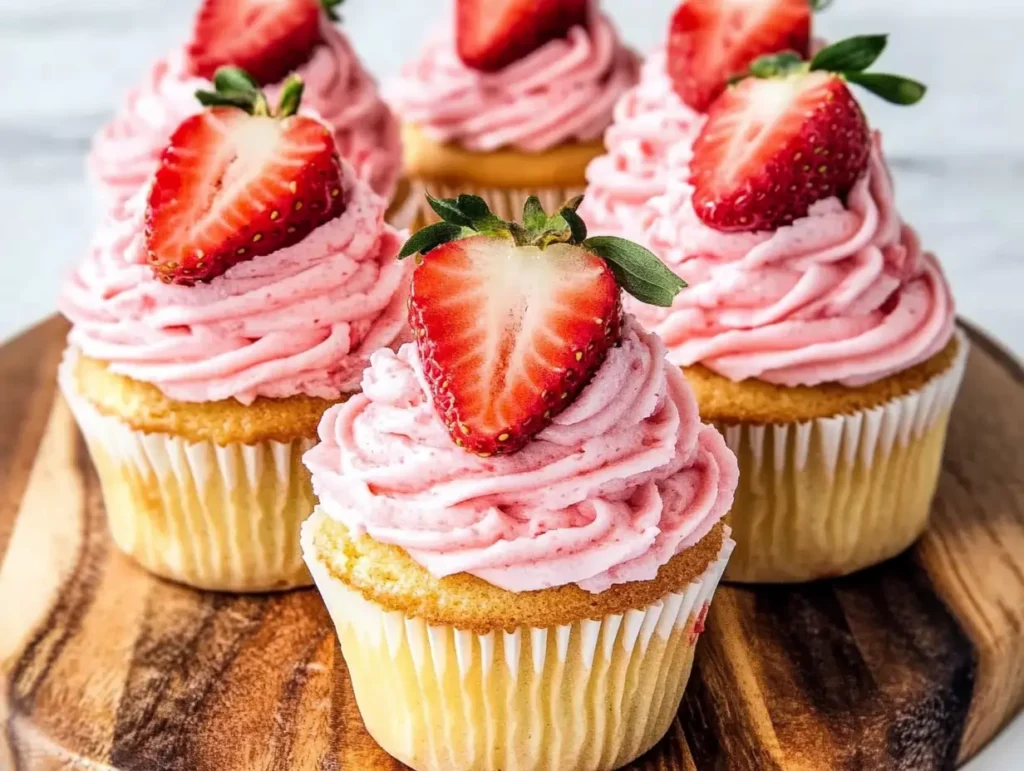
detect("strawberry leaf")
[275,74,304,118]
[809,0,833,10]
[455,194,490,221]
[399,222,464,259]
[750,52,806,79]
[561,194,584,213]
[322,0,345,22]
[811,35,888,73]
[845,71,926,104]
[583,236,687,307]
[427,193,475,227]
[560,207,587,244]
[213,66,260,95]
[523,196,548,231]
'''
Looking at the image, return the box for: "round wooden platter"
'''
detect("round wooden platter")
[1,317,1022,771]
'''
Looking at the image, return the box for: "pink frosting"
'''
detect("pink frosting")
[386,13,639,153]
[88,21,401,210]
[631,134,956,387]
[579,50,704,240]
[304,318,738,594]
[60,159,411,405]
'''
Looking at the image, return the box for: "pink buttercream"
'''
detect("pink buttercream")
[60,159,411,405]
[632,134,956,387]
[304,318,738,594]
[386,13,639,153]
[579,50,704,240]
[88,20,401,210]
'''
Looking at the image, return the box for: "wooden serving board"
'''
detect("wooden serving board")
[1,317,1022,771]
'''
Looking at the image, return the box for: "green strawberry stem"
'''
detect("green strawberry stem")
[809,0,834,10]
[322,0,345,22]
[743,34,926,106]
[400,194,687,308]
[195,66,306,118]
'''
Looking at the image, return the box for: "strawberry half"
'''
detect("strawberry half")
[689,36,927,232]
[400,194,686,456]
[456,0,590,73]
[145,68,346,285]
[186,0,343,85]
[667,0,812,112]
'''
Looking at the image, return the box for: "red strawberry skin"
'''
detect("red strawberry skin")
[409,236,622,455]
[668,0,811,111]
[689,72,871,232]
[456,0,590,73]
[187,0,323,85]
[145,108,346,285]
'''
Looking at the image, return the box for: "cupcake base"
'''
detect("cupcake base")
[59,350,340,592]
[685,332,969,583]
[302,509,733,771]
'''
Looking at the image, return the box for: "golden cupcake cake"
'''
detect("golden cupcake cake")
[302,195,737,770]
[631,37,967,582]
[59,73,410,592]
[387,0,639,226]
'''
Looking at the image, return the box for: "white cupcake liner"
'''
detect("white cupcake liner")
[720,329,969,582]
[58,353,317,592]
[303,508,733,771]
[413,183,587,229]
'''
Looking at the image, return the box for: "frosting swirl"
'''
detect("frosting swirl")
[88,21,401,210]
[60,160,410,405]
[304,319,738,594]
[386,14,639,153]
[631,134,956,387]
[579,50,704,240]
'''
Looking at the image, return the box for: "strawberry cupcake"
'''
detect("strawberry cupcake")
[88,0,406,222]
[60,75,410,592]
[580,0,815,240]
[387,0,639,227]
[633,38,968,583]
[302,195,737,771]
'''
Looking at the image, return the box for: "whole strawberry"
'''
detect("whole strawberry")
[689,35,927,232]
[145,67,346,285]
[400,194,686,456]
[187,0,345,85]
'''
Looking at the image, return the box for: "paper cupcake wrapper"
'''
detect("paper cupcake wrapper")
[410,183,587,231]
[720,329,969,583]
[303,509,733,771]
[385,177,424,232]
[59,358,317,592]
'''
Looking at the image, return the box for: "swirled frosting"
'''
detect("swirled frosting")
[88,21,401,210]
[60,159,410,405]
[304,318,738,593]
[631,134,956,387]
[579,50,704,240]
[386,13,639,153]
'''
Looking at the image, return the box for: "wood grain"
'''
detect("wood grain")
[1,317,1022,771]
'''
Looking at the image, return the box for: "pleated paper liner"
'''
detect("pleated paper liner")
[59,356,318,592]
[302,508,734,771]
[409,183,587,232]
[720,329,969,583]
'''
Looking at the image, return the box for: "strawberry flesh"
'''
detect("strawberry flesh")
[689,71,870,232]
[456,0,590,73]
[145,108,346,285]
[410,236,622,455]
[187,0,323,85]
[668,0,811,111]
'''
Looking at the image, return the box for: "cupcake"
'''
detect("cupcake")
[631,38,967,583]
[88,0,405,220]
[60,74,410,592]
[387,0,639,227]
[302,195,738,771]
[580,0,815,240]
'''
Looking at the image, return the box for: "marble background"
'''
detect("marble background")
[0,0,1021,767]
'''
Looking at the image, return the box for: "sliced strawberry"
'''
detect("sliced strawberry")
[667,0,811,111]
[187,0,338,85]
[689,70,870,232]
[411,237,621,455]
[456,0,590,73]
[145,72,346,285]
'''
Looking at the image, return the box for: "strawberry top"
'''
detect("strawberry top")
[145,68,347,286]
[187,0,344,85]
[399,193,686,456]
